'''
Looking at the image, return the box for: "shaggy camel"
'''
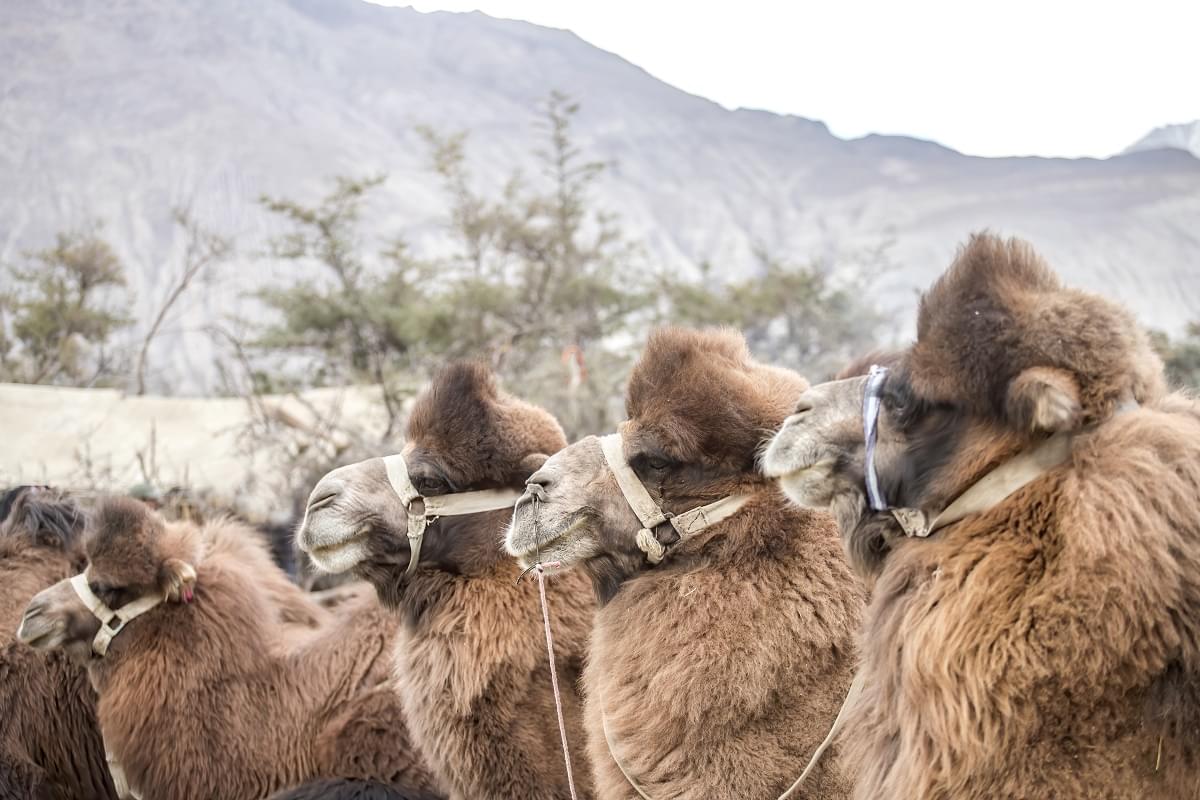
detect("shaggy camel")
[507,328,865,799]
[18,497,439,800]
[0,486,117,800]
[763,233,1200,799]
[299,361,594,800]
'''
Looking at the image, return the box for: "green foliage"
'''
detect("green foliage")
[251,92,652,438]
[659,245,890,381]
[254,175,432,434]
[0,229,132,386]
[1150,323,1200,389]
[245,92,889,442]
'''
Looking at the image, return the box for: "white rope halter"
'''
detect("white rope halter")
[598,432,750,565]
[68,568,166,658]
[381,453,524,576]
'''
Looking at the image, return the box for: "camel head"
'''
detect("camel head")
[508,327,808,602]
[0,486,90,635]
[298,362,566,607]
[0,485,87,556]
[18,496,199,663]
[763,233,1167,576]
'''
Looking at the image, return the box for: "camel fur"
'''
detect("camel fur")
[19,497,438,800]
[299,362,595,800]
[764,233,1200,798]
[0,486,117,800]
[508,328,865,799]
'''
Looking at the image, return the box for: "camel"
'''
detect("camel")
[298,361,595,800]
[18,496,440,800]
[762,233,1200,799]
[506,327,865,799]
[0,485,117,800]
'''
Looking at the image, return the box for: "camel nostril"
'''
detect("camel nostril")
[306,487,340,513]
[793,398,815,415]
[23,599,46,620]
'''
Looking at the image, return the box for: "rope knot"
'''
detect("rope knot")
[635,528,666,563]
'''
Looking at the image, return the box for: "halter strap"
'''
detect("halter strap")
[598,433,750,565]
[381,453,524,576]
[69,569,166,657]
[862,365,889,512]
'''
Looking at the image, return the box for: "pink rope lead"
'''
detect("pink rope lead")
[529,561,579,800]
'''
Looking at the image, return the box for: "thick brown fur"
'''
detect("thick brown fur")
[511,328,865,798]
[270,779,444,799]
[599,329,863,799]
[0,487,117,800]
[385,363,595,800]
[302,361,595,800]
[796,235,1200,798]
[909,233,1165,425]
[23,498,438,800]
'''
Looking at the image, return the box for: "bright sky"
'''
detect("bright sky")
[377,0,1199,158]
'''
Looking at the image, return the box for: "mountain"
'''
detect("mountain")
[1126,121,1200,159]
[3,0,1200,392]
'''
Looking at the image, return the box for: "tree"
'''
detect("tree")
[135,209,232,395]
[0,228,132,386]
[658,242,892,381]
[253,175,435,436]
[246,93,650,440]
[1149,323,1200,389]
[239,92,890,450]
[418,91,648,434]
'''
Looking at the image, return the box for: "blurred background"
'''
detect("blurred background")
[1,0,1198,528]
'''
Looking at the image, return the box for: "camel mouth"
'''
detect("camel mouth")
[306,528,371,574]
[16,610,66,650]
[506,510,593,569]
[774,458,840,508]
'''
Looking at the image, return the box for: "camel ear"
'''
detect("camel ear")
[518,453,552,477]
[159,558,198,603]
[1005,367,1081,433]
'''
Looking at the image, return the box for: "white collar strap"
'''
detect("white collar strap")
[381,453,524,576]
[69,569,165,657]
[598,433,750,564]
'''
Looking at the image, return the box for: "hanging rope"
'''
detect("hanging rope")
[524,561,580,800]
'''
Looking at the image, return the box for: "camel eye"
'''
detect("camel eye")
[646,457,670,471]
[415,476,448,495]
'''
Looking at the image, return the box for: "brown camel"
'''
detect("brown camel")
[0,486,117,800]
[18,497,440,800]
[507,327,865,799]
[763,233,1200,799]
[299,361,595,800]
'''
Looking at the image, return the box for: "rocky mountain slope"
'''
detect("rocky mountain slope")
[3,0,1199,391]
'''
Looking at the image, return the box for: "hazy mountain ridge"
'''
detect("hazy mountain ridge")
[1126,120,1200,158]
[2,0,1199,392]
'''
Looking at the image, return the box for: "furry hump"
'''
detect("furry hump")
[908,233,1166,423]
[626,327,808,467]
[87,496,168,587]
[406,361,567,482]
